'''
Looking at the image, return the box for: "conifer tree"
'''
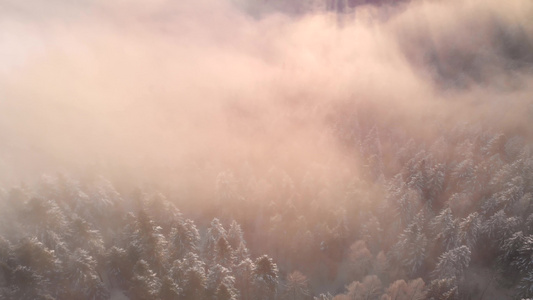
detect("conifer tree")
[283,271,310,300]
[433,246,471,280]
[253,255,279,300]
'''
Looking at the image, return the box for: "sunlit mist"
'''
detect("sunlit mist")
[0,0,532,299]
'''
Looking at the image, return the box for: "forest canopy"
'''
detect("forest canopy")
[1,0,533,299]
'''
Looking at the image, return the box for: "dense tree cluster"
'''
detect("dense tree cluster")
[0,177,281,299]
[2,105,533,300]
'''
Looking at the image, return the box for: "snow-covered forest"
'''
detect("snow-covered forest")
[2,106,533,299]
[1,0,533,299]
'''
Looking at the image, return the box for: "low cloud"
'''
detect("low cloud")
[0,0,532,188]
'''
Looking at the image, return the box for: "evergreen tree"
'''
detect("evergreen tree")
[145,193,183,232]
[283,271,310,300]
[517,271,533,299]
[344,275,382,300]
[168,219,200,261]
[106,246,131,289]
[131,210,168,273]
[482,210,519,247]
[129,260,161,300]
[514,234,533,275]
[68,216,105,258]
[235,258,255,300]
[390,215,427,277]
[206,264,234,298]
[205,218,227,263]
[22,198,68,245]
[214,236,234,268]
[433,246,471,280]
[15,237,61,279]
[499,231,525,276]
[0,236,16,266]
[159,276,181,300]
[314,293,333,300]
[9,266,52,300]
[64,248,108,299]
[432,208,458,251]
[182,266,207,300]
[216,281,238,300]
[381,278,425,300]
[172,252,205,288]
[233,241,250,263]
[252,255,279,300]
[348,240,372,281]
[227,220,246,250]
[458,212,481,250]
[84,273,110,300]
[426,277,458,300]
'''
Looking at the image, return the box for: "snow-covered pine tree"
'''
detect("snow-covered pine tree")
[432,208,458,251]
[458,212,481,250]
[168,219,200,261]
[128,259,162,300]
[159,276,181,300]
[426,276,458,300]
[432,246,471,280]
[252,255,279,300]
[482,209,520,248]
[234,258,255,300]
[204,218,227,264]
[390,213,428,277]
[206,264,234,298]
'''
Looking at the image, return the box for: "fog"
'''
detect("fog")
[0,0,527,185]
[1,0,533,298]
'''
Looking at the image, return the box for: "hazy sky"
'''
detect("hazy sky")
[0,0,532,186]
